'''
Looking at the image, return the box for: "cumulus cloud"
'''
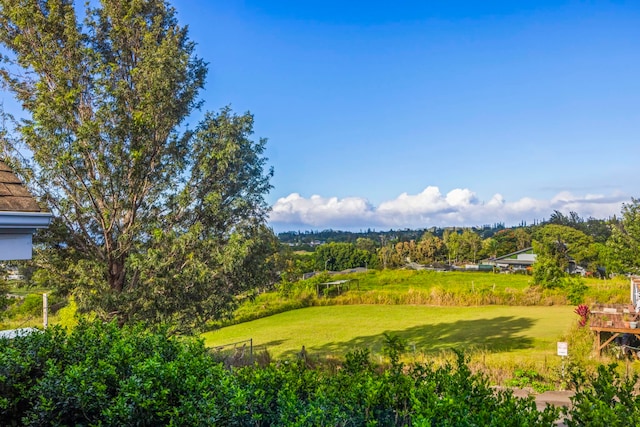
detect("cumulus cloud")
[270,193,375,228]
[268,187,630,232]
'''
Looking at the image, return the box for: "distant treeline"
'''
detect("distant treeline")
[278,211,611,249]
[274,210,625,283]
[278,223,510,249]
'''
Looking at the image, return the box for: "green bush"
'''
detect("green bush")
[0,322,567,426]
[6,294,42,318]
[0,321,238,425]
[506,368,553,393]
[563,364,640,425]
[6,320,640,426]
[564,276,588,305]
[5,293,64,319]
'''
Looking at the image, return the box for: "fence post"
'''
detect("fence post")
[250,338,253,364]
[42,293,48,329]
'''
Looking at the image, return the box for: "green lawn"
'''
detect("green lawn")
[345,270,534,292]
[203,305,575,362]
[7,284,50,297]
[338,270,628,301]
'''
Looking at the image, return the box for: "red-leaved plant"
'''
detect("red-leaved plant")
[574,304,590,327]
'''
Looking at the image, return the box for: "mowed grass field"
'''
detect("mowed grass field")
[203,305,576,363]
[353,270,531,291]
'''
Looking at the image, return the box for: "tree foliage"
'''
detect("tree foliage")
[566,364,640,425]
[533,225,595,266]
[608,198,640,274]
[313,241,374,271]
[459,229,483,263]
[0,0,275,330]
[491,228,530,257]
[549,210,612,244]
[443,229,461,264]
[416,232,446,264]
[532,224,594,287]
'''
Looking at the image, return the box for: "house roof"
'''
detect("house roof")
[481,247,536,267]
[493,247,535,261]
[0,161,43,212]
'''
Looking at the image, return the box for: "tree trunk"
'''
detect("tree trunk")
[108,258,126,293]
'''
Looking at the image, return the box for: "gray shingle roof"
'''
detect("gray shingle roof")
[0,162,43,212]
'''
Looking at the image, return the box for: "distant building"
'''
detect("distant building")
[484,247,536,271]
[483,246,586,275]
[3,265,24,280]
[0,161,52,260]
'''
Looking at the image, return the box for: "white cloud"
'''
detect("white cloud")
[445,188,477,207]
[268,187,630,231]
[270,193,375,228]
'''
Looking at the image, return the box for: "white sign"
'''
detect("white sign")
[557,342,568,357]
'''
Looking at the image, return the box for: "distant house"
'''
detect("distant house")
[4,265,24,281]
[483,247,536,271]
[0,161,52,260]
[483,246,587,275]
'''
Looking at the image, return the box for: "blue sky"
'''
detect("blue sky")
[170,0,640,232]
[14,1,640,232]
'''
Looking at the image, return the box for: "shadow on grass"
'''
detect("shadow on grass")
[281,316,536,358]
[260,339,287,347]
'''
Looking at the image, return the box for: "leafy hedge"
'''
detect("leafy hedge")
[0,321,636,426]
[564,364,640,425]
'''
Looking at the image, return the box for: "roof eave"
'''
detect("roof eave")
[0,211,53,229]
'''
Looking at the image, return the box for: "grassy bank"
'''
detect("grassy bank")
[223,270,629,327]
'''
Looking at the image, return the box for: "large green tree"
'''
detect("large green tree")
[491,229,515,256]
[608,198,640,274]
[531,224,595,287]
[458,229,482,263]
[314,242,374,271]
[415,232,445,264]
[0,0,275,330]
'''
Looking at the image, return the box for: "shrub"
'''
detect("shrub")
[56,296,78,328]
[564,277,588,305]
[505,368,553,393]
[343,348,373,374]
[574,304,590,327]
[563,321,597,368]
[5,293,64,319]
[0,321,237,425]
[13,320,640,426]
[563,364,640,425]
[6,294,43,318]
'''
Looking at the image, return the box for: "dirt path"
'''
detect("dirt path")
[507,388,574,410]
[508,388,574,426]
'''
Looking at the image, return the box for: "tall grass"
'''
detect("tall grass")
[581,277,630,304]
[214,271,629,329]
[330,285,567,306]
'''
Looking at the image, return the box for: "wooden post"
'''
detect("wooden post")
[42,293,48,329]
